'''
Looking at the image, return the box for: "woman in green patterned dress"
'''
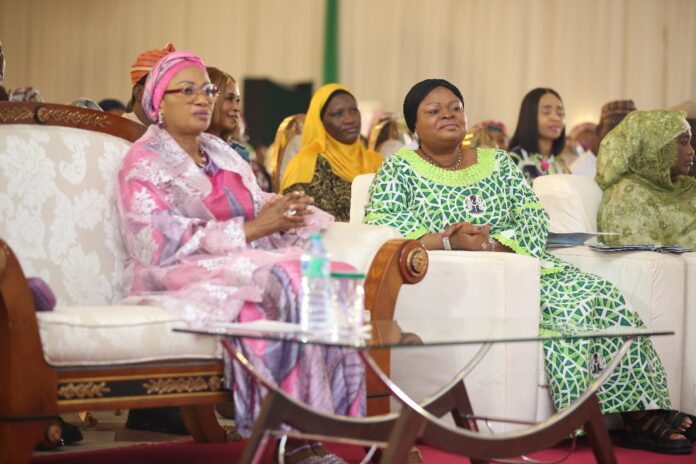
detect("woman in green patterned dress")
[596,109,695,249]
[364,78,695,455]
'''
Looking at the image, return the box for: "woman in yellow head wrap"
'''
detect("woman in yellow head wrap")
[281,83,383,221]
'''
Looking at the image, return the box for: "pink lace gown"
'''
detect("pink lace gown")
[117,125,365,434]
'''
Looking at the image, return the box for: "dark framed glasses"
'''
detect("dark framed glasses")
[163,83,220,101]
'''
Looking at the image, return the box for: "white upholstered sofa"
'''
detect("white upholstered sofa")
[533,174,692,416]
[351,173,542,432]
[0,102,428,463]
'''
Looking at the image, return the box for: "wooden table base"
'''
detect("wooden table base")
[223,339,627,464]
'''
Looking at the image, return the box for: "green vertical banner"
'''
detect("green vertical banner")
[323,0,338,84]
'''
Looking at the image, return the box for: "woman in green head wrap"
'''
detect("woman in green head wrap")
[596,110,696,248]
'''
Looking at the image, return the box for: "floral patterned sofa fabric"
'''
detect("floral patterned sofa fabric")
[0,124,132,306]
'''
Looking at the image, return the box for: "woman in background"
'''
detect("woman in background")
[508,88,571,184]
[597,109,695,248]
[206,66,272,191]
[281,83,382,221]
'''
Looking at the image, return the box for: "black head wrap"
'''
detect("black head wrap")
[403,79,464,134]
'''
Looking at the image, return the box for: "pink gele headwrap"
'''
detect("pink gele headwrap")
[141,51,207,122]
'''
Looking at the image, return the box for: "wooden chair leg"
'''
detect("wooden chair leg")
[179,405,225,443]
[583,396,617,464]
[379,407,425,464]
[0,421,51,464]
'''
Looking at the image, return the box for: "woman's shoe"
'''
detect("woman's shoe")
[309,442,348,463]
[34,421,63,451]
[366,445,422,463]
[619,412,692,455]
[658,410,696,442]
[33,417,83,451]
[280,443,324,464]
[59,416,84,445]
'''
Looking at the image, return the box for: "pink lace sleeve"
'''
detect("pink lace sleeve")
[253,193,335,249]
[118,173,247,267]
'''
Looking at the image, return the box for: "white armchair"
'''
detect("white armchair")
[351,173,542,431]
[0,102,427,459]
[533,174,689,415]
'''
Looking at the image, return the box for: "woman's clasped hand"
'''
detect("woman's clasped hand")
[245,191,314,240]
[442,222,490,251]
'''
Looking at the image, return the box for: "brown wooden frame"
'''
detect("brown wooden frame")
[0,102,428,463]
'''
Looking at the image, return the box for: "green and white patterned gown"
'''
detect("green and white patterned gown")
[364,147,670,413]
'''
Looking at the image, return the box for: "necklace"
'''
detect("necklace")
[195,148,209,168]
[419,146,462,170]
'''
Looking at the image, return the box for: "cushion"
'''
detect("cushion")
[323,222,401,272]
[350,173,376,224]
[532,174,602,233]
[0,124,131,306]
[391,251,541,432]
[38,305,220,366]
[681,252,696,413]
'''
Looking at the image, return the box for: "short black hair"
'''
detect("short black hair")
[403,79,464,134]
[320,89,353,120]
[508,88,566,155]
[98,98,126,112]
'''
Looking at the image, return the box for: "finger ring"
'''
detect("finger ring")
[481,242,488,250]
[286,209,297,216]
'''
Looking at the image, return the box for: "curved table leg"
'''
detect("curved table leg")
[360,339,632,464]
[224,337,631,464]
[221,340,400,464]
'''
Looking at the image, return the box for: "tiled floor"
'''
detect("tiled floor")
[32,409,238,456]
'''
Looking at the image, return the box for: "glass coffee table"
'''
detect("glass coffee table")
[176,318,672,464]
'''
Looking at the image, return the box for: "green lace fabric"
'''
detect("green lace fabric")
[596,110,696,248]
[364,146,671,414]
[285,156,352,222]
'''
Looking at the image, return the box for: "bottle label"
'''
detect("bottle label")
[302,257,328,278]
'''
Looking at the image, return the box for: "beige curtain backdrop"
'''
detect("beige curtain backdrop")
[1,0,695,133]
[341,0,696,131]
[0,0,326,108]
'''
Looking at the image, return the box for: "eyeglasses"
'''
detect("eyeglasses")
[163,83,220,101]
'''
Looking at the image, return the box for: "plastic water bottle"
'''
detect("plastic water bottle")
[331,272,366,337]
[299,232,333,333]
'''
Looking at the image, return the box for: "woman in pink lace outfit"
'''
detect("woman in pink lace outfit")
[117,51,363,464]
